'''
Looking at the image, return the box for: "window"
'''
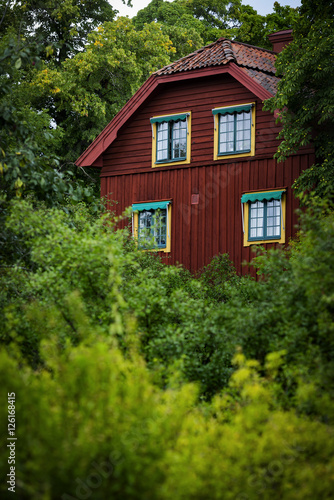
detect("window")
[212,103,255,160]
[241,189,286,246]
[150,113,191,167]
[132,200,171,252]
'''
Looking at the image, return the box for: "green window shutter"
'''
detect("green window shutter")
[241,190,285,203]
[213,104,252,116]
[150,114,188,124]
[132,201,170,212]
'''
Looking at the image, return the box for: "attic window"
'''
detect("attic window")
[212,103,255,160]
[150,112,191,168]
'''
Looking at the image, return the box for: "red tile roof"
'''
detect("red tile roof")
[155,38,279,94]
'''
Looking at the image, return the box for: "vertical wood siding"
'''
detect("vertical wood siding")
[101,153,314,274]
[100,71,314,273]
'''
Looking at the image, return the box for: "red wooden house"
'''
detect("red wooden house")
[76,30,314,274]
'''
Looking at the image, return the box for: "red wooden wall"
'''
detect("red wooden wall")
[101,153,313,274]
[100,72,314,274]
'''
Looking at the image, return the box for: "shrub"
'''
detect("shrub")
[1,338,334,499]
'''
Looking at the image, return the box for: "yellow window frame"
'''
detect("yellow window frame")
[243,189,286,247]
[213,103,256,161]
[151,112,191,168]
[133,203,172,253]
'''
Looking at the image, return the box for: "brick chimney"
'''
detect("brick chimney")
[268,29,293,53]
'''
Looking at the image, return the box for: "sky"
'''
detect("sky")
[111,0,302,18]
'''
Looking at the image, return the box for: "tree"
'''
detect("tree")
[0,37,63,204]
[0,0,119,63]
[134,0,243,48]
[134,0,299,50]
[235,1,299,48]
[133,0,206,58]
[0,35,103,271]
[264,0,334,200]
[30,18,176,161]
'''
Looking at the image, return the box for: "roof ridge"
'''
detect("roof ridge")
[153,37,234,75]
[153,36,277,78]
[221,38,236,62]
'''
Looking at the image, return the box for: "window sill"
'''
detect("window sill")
[244,236,285,247]
[215,150,254,161]
[152,157,190,168]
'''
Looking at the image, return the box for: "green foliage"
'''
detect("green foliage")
[1,200,127,364]
[0,36,100,208]
[2,199,334,407]
[1,192,334,497]
[29,17,175,162]
[264,0,334,200]
[0,2,176,171]
[0,0,118,63]
[134,0,299,49]
[134,0,243,47]
[0,335,199,499]
[134,0,208,52]
[1,335,334,499]
[0,37,57,200]
[235,1,299,48]
[196,252,244,302]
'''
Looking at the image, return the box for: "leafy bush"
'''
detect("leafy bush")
[2,199,334,406]
[196,252,242,303]
[1,335,334,499]
[1,201,239,396]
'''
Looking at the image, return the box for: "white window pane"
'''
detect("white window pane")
[157,123,167,132]
[157,150,167,160]
[227,121,234,132]
[220,142,227,153]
